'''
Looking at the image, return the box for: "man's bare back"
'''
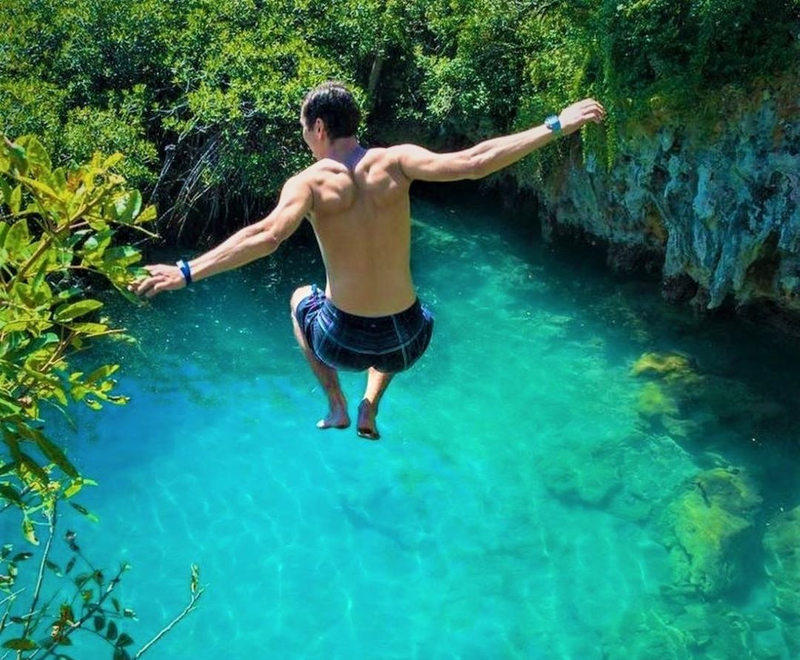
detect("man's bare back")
[302,147,416,316]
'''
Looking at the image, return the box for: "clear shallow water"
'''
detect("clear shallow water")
[30,195,800,658]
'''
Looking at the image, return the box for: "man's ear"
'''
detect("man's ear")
[314,117,326,137]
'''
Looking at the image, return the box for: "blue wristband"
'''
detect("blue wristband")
[545,114,562,134]
[176,259,192,285]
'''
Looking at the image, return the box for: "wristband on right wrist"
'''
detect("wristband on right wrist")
[176,259,192,286]
[545,114,562,134]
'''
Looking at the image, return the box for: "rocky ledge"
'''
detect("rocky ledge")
[540,76,800,331]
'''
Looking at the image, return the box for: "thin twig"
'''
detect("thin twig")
[133,588,204,659]
[18,504,56,660]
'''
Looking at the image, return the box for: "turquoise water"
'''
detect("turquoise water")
[34,195,800,657]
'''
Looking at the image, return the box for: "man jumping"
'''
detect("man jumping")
[133,82,605,439]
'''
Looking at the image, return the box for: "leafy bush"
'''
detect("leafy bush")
[0,136,201,657]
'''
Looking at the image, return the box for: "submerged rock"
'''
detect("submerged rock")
[763,505,800,622]
[540,434,695,523]
[658,466,762,597]
[604,598,785,660]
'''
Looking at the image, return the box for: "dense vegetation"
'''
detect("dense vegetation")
[2,0,797,239]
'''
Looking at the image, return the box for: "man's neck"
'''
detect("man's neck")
[321,137,361,164]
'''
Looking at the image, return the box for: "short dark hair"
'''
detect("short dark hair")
[301,82,361,140]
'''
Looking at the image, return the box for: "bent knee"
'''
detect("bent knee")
[290,285,313,313]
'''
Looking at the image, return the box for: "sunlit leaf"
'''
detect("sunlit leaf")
[22,518,39,545]
[17,136,52,173]
[53,300,103,323]
[111,191,142,224]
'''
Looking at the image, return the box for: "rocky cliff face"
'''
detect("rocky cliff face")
[540,77,800,320]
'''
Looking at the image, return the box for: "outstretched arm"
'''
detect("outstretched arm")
[396,98,605,183]
[132,174,313,298]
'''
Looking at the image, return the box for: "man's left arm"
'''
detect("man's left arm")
[132,175,313,299]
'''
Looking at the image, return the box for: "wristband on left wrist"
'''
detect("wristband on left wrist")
[176,259,192,285]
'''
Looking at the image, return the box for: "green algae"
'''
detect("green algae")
[631,352,698,382]
[659,467,762,597]
[763,505,800,622]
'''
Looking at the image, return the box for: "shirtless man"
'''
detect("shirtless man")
[133,82,605,439]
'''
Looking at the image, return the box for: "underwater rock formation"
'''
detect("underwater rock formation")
[658,466,762,597]
[540,76,800,327]
[763,505,800,622]
[540,434,695,523]
[603,598,786,660]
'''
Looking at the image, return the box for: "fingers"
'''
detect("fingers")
[578,98,606,123]
[128,264,183,299]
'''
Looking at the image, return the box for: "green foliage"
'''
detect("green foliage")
[0,135,154,486]
[1,0,797,230]
[0,136,201,656]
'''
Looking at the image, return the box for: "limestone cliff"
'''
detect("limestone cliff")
[539,76,800,318]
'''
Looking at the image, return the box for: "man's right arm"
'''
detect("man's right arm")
[396,98,605,183]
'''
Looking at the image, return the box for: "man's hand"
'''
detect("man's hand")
[559,98,606,136]
[130,264,186,299]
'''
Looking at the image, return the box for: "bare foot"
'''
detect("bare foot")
[356,399,380,440]
[316,400,350,430]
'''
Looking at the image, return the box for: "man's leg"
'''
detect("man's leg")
[290,286,349,430]
[357,368,393,440]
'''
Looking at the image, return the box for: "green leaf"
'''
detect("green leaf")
[84,364,120,385]
[0,483,22,504]
[0,177,11,205]
[69,502,99,522]
[53,299,103,323]
[135,204,157,225]
[2,638,38,650]
[33,433,79,478]
[103,153,124,170]
[4,218,31,254]
[17,136,52,173]
[115,633,134,647]
[103,245,140,267]
[45,560,63,576]
[8,185,22,214]
[106,620,118,641]
[22,518,39,545]
[111,191,142,224]
[18,175,61,202]
[113,647,131,660]
[12,552,33,562]
[93,614,105,632]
